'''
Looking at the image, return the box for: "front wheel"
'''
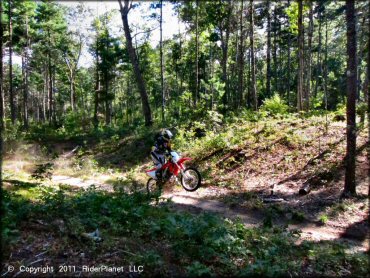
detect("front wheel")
[146,178,162,197]
[181,167,201,191]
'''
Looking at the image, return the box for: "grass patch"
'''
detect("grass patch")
[2,183,368,277]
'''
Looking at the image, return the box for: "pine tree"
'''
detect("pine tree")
[343,0,357,196]
[249,0,257,110]
[297,0,304,111]
[118,0,152,126]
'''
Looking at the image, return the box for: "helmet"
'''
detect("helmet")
[162,129,173,141]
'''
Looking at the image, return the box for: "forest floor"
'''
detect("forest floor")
[2,114,369,276]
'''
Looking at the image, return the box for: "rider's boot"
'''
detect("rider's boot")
[155,169,162,181]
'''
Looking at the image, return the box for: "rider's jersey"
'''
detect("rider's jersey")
[152,135,171,154]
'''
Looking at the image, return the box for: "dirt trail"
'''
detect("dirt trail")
[161,191,369,252]
[50,174,368,252]
[52,175,114,191]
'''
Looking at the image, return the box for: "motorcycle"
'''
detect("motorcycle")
[145,151,201,196]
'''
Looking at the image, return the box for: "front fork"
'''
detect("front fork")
[171,162,190,185]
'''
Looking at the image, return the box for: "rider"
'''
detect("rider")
[151,129,173,180]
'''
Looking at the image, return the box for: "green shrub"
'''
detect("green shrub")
[356,102,368,123]
[334,103,346,119]
[260,94,289,116]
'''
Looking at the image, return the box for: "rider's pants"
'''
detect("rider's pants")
[150,151,164,177]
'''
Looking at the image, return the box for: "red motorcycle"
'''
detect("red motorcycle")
[145,151,201,196]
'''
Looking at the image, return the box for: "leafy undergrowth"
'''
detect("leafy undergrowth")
[169,112,369,225]
[2,111,369,276]
[1,183,368,277]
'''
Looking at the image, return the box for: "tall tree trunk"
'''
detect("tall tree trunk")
[220,3,232,109]
[304,2,313,111]
[314,4,322,98]
[160,0,165,121]
[8,0,15,124]
[210,43,214,110]
[297,0,304,111]
[277,16,283,95]
[0,0,4,208]
[232,34,238,107]
[93,39,99,129]
[36,88,40,122]
[52,66,56,125]
[356,16,366,101]
[65,36,82,113]
[266,0,271,98]
[272,6,278,94]
[118,0,152,126]
[103,25,110,126]
[69,69,74,111]
[237,0,245,108]
[47,30,53,124]
[343,0,357,195]
[0,0,4,128]
[22,16,30,129]
[367,0,370,196]
[287,0,291,105]
[43,67,47,122]
[194,0,199,107]
[178,11,183,117]
[246,48,251,108]
[22,55,28,129]
[48,55,53,123]
[324,14,328,109]
[249,0,257,110]
[104,72,110,125]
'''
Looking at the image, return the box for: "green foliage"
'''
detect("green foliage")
[291,211,306,223]
[3,178,368,277]
[3,120,24,143]
[356,102,368,123]
[186,261,212,277]
[334,103,346,116]
[1,190,32,246]
[31,162,54,181]
[319,214,329,225]
[260,94,289,116]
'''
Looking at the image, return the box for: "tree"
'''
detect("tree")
[314,2,323,98]
[367,0,370,196]
[304,1,313,111]
[61,4,88,112]
[35,1,68,125]
[249,0,257,110]
[1,0,4,127]
[266,0,271,98]
[323,9,328,113]
[160,0,165,121]
[272,5,278,94]
[286,0,291,105]
[118,0,152,126]
[8,0,15,124]
[12,0,37,128]
[91,12,123,126]
[297,0,304,111]
[205,0,232,109]
[237,0,245,107]
[93,35,100,129]
[0,0,3,219]
[343,0,357,196]
[195,0,199,107]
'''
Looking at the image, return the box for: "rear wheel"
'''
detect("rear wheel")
[146,178,162,197]
[181,167,201,191]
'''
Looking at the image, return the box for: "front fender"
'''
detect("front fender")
[178,157,192,165]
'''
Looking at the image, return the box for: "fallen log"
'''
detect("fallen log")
[263,198,284,203]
